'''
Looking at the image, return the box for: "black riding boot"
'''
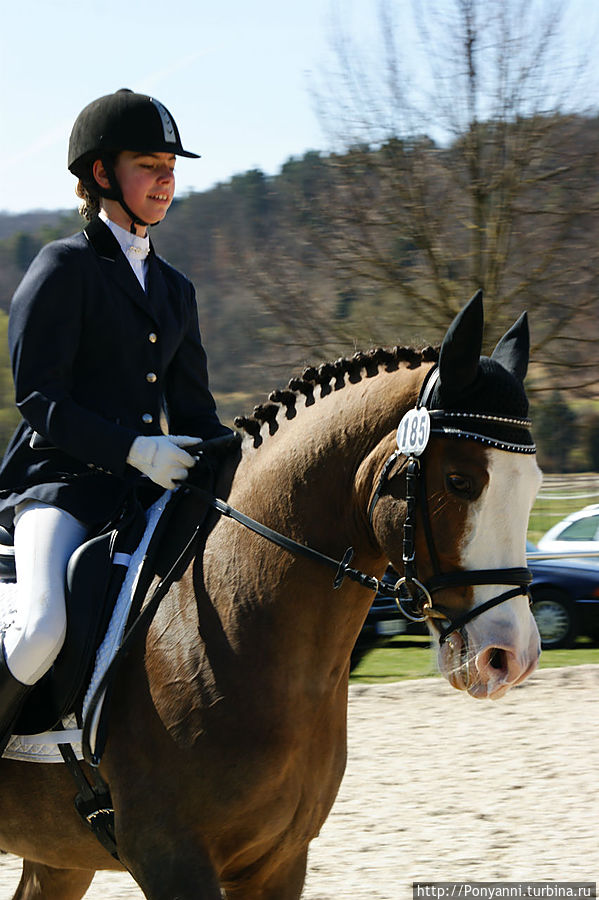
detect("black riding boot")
[0,638,32,755]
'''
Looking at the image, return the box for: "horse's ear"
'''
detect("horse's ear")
[491,311,529,382]
[438,289,484,393]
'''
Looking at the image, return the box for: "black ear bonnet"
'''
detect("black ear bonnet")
[419,291,535,453]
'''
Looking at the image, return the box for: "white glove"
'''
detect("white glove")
[126,435,199,490]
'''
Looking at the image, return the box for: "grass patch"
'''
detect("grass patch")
[351,636,437,683]
[537,636,599,670]
[528,493,588,543]
[350,635,599,683]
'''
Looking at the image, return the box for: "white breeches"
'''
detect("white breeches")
[3,501,88,685]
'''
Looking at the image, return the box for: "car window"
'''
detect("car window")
[559,515,599,541]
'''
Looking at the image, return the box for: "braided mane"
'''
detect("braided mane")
[234,344,439,445]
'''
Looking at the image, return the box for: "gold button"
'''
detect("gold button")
[142,413,153,424]
[149,332,158,343]
[146,372,157,383]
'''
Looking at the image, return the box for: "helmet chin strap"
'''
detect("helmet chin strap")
[100,156,161,234]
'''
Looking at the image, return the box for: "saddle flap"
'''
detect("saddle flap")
[14,508,146,735]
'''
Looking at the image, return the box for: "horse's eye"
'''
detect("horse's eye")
[446,473,472,496]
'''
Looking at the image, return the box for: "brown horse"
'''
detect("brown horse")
[0,294,541,898]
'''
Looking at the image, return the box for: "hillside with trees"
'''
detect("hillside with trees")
[1,0,598,472]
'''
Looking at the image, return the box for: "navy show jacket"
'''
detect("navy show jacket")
[0,216,231,527]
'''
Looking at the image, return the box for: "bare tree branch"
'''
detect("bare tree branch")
[229,0,599,396]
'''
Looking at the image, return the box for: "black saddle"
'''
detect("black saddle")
[1,432,241,738]
[1,503,147,735]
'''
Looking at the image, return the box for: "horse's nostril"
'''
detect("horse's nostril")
[489,648,506,670]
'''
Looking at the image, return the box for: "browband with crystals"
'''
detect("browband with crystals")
[426,421,536,454]
[429,410,532,427]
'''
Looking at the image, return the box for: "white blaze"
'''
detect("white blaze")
[443,450,542,698]
[464,450,541,575]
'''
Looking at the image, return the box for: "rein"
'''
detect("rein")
[188,486,380,594]
[188,457,530,652]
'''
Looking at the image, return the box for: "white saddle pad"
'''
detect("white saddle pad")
[2,490,172,763]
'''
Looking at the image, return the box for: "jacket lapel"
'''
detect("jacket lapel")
[84,217,160,323]
[145,252,170,324]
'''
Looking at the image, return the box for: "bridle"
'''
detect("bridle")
[182,362,536,651]
[367,365,536,645]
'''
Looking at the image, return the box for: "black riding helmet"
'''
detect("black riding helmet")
[68,88,199,230]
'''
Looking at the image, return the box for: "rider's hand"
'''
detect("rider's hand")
[126,435,199,490]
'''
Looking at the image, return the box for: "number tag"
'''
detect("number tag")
[396,408,430,456]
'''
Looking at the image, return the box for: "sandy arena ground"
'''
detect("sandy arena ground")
[0,665,597,898]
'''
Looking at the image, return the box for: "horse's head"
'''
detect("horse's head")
[369,291,542,699]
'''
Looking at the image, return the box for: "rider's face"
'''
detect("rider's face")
[94,151,176,235]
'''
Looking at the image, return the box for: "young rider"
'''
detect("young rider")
[0,89,232,750]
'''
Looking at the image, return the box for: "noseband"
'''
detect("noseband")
[368,366,535,645]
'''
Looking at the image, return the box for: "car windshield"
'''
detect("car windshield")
[559,515,599,541]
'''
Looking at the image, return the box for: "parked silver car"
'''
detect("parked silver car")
[538,503,599,555]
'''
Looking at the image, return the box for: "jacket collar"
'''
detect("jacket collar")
[84,215,124,261]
